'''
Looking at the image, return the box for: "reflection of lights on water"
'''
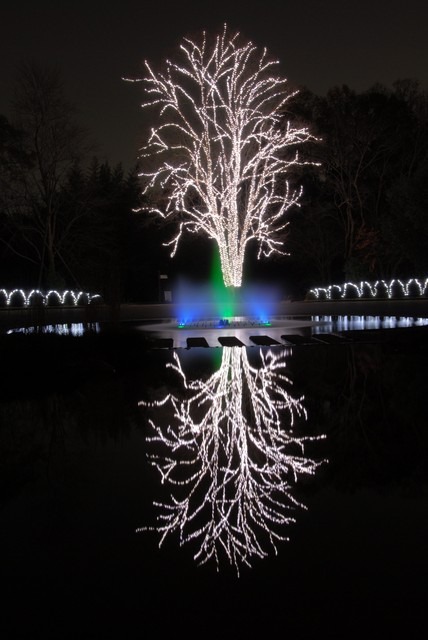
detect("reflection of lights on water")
[312,315,428,333]
[7,323,100,336]
[138,347,326,574]
[415,318,428,326]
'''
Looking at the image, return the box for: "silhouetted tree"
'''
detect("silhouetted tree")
[55,159,144,300]
[0,65,149,298]
[0,115,37,284]
[286,82,428,286]
[4,62,91,287]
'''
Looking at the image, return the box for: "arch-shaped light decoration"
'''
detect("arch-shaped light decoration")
[308,278,428,300]
[0,288,101,307]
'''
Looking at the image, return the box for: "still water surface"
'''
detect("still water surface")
[1,327,427,638]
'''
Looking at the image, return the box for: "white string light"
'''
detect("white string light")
[130,25,318,288]
[308,278,428,300]
[312,314,428,332]
[0,288,101,306]
[138,347,326,574]
[7,322,100,336]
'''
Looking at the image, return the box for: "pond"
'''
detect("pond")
[1,323,427,638]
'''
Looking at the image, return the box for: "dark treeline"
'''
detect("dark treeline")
[1,62,428,302]
[0,62,168,303]
[285,79,428,298]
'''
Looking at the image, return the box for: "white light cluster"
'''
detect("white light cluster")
[7,322,101,336]
[138,347,325,574]
[0,288,101,307]
[308,278,428,300]
[131,26,317,288]
[313,314,428,332]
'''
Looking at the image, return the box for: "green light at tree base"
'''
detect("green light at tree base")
[175,246,276,328]
[133,27,316,288]
[211,247,235,320]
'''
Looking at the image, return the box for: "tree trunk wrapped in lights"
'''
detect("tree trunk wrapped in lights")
[130,26,317,287]
[138,348,325,573]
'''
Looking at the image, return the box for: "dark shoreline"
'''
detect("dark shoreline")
[2,298,428,331]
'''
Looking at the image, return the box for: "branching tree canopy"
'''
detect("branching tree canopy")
[131,26,316,287]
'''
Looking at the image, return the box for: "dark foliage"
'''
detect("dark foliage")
[1,67,428,300]
[285,80,428,290]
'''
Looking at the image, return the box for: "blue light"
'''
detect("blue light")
[173,279,279,328]
[241,284,279,325]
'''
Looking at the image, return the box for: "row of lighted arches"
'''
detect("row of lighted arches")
[308,278,428,300]
[0,289,102,307]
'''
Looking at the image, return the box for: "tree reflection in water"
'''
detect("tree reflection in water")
[138,347,326,573]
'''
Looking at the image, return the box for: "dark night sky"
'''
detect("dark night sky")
[1,0,428,169]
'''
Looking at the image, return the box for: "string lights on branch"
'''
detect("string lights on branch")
[138,347,326,574]
[128,25,318,288]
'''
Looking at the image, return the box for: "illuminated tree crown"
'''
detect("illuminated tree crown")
[133,26,316,287]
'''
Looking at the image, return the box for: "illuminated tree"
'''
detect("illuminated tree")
[132,27,316,287]
[138,347,325,573]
